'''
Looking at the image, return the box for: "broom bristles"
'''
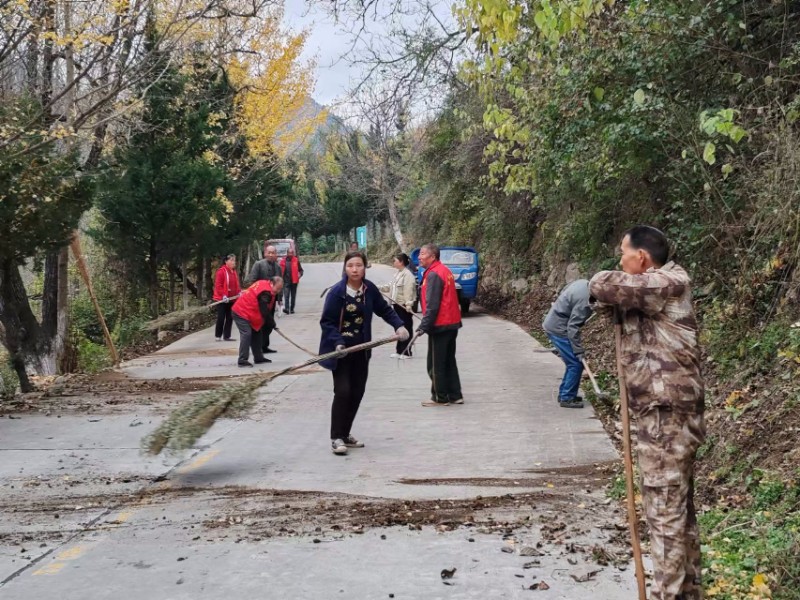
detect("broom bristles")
[142,335,399,455]
[143,305,215,331]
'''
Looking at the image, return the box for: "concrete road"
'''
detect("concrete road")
[0,262,639,599]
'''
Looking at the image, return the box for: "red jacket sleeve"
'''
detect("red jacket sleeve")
[213,268,226,301]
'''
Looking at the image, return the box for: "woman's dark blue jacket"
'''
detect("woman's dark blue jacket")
[319,277,404,370]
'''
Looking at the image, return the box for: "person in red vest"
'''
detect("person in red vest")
[417,243,463,406]
[231,276,284,367]
[213,254,242,342]
[279,247,304,314]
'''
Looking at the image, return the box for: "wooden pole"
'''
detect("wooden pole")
[614,307,647,599]
[70,238,120,366]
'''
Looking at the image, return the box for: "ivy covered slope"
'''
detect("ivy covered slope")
[411,1,800,598]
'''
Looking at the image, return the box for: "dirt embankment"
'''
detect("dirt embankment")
[477,274,800,507]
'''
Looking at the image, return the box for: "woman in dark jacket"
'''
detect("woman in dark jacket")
[320,251,409,455]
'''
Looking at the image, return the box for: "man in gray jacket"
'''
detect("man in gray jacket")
[542,279,593,408]
[247,245,281,354]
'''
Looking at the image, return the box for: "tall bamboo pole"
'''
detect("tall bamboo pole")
[70,238,120,366]
[614,307,647,599]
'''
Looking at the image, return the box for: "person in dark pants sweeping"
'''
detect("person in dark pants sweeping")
[417,243,463,406]
[320,251,409,455]
[542,279,594,409]
[231,276,283,367]
[213,254,241,341]
[279,247,304,314]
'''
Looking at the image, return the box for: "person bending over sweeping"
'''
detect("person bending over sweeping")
[320,251,409,455]
[542,279,594,409]
[232,276,284,367]
[590,225,705,600]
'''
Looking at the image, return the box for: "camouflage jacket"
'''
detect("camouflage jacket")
[589,262,704,414]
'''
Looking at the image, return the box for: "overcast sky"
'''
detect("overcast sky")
[282,0,366,107]
[282,0,457,111]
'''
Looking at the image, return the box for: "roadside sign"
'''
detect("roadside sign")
[356,225,367,249]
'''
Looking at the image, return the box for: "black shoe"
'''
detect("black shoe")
[223,338,236,342]
[559,398,584,409]
[254,358,272,364]
[238,361,253,368]
[263,348,277,354]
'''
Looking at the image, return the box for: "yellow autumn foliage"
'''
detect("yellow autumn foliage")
[147,0,320,155]
[226,13,322,156]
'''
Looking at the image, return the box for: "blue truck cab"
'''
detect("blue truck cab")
[410,246,479,314]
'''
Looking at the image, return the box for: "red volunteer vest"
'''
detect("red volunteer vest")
[280,257,301,284]
[232,280,275,330]
[421,260,461,327]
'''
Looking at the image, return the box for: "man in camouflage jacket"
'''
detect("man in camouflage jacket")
[589,225,705,600]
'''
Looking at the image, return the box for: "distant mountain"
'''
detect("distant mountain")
[279,97,349,156]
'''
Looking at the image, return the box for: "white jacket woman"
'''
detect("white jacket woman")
[381,253,417,357]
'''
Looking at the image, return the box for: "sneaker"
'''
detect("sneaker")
[344,435,364,448]
[223,338,236,342]
[421,400,449,407]
[559,398,584,409]
[238,361,253,368]
[331,439,348,455]
[390,353,401,358]
[215,337,222,342]
[263,348,277,354]
[450,398,464,404]
[254,358,272,364]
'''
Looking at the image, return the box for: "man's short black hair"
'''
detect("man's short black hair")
[421,243,440,260]
[624,225,670,267]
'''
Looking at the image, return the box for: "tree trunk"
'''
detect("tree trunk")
[0,260,43,392]
[198,257,206,302]
[169,263,198,297]
[386,195,406,251]
[182,261,190,331]
[39,246,70,375]
[169,268,176,312]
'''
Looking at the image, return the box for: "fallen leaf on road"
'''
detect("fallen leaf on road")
[528,581,550,590]
[519,547,543,557]
[523,560,541,569]
[441,568,456,579]
[570,570,601,583]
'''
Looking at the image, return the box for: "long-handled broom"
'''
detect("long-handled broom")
[273,327,316,356]
[143,295,241,331]
[581,358,610,400]
[142,335,399,455]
